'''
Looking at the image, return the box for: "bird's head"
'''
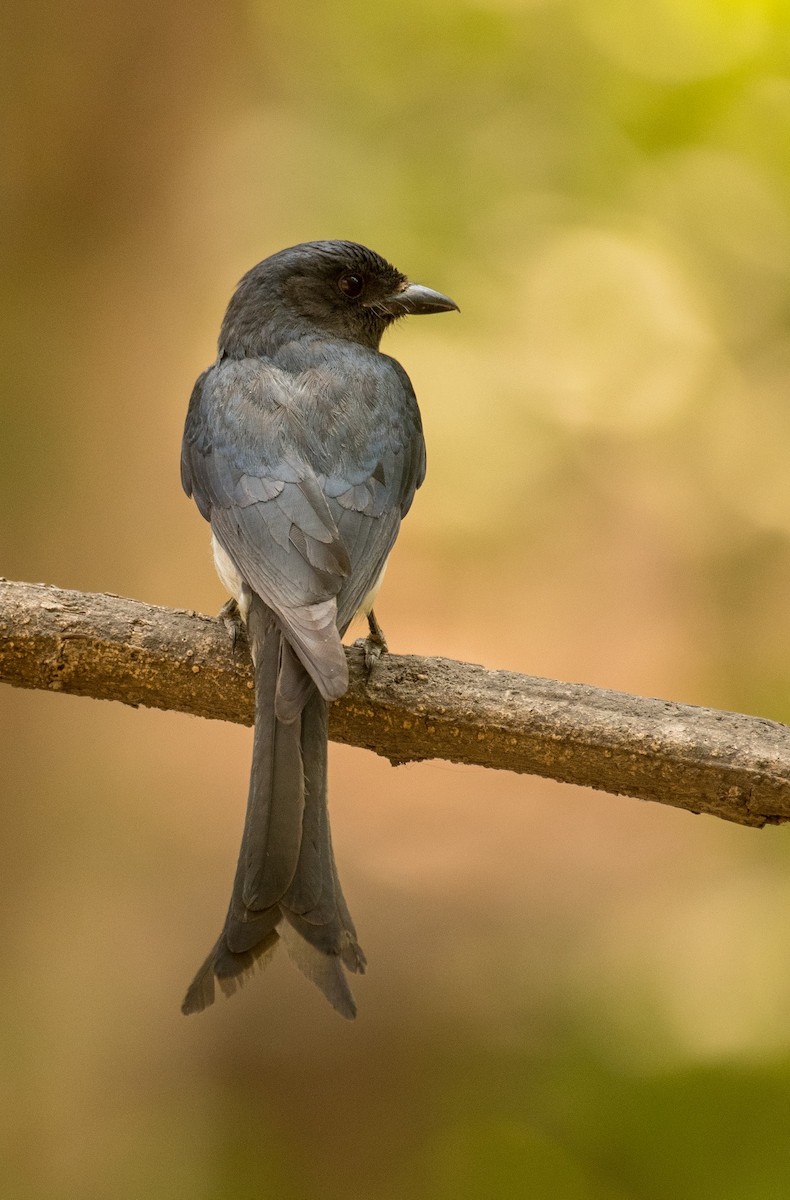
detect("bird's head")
[219,240,458,356]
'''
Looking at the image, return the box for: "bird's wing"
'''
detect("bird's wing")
[181,359,351,698]
[321,353,426,631]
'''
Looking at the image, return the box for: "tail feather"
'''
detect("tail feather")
[275,640,315,723]
[281,690,366,985]
[224,903,281,955]
[279,921,357,1020]
[215,930,279,984]
[181,593,364,1018]
[282,692,334,920]
[181,925,280,1017]
[239,603,304,910]
[181,944,219,1015]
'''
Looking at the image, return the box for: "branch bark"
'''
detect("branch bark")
[1,579,788,828]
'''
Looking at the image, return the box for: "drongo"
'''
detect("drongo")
[180,240,457,1017]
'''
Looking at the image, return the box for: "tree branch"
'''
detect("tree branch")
[1,579,788,828]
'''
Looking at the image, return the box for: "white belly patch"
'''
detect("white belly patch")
[357,559,388,618]
[211,534,250,621]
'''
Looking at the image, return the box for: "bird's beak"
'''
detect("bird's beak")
[375,282,459,317]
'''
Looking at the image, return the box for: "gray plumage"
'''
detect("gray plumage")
[180,240,457,1017]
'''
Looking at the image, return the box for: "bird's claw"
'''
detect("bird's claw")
[358,610,389,676]
[218,597,244,655]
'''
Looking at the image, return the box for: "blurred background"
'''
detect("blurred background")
[3,0,790,1195]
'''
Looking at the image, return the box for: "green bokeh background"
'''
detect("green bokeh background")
[4,1,790,1196]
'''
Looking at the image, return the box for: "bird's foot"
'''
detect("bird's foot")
[358,610,388,676]
[218,597,245,655]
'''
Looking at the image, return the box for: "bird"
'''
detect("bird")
[179,240,458,1018]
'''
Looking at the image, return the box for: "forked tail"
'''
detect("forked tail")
[182,596,365,1017]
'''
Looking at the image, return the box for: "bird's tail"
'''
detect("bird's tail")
[181,596,365,1018]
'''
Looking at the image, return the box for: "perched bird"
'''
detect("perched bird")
[180,240,457,1017]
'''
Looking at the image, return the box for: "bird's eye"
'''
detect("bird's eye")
[338,273,364,299]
